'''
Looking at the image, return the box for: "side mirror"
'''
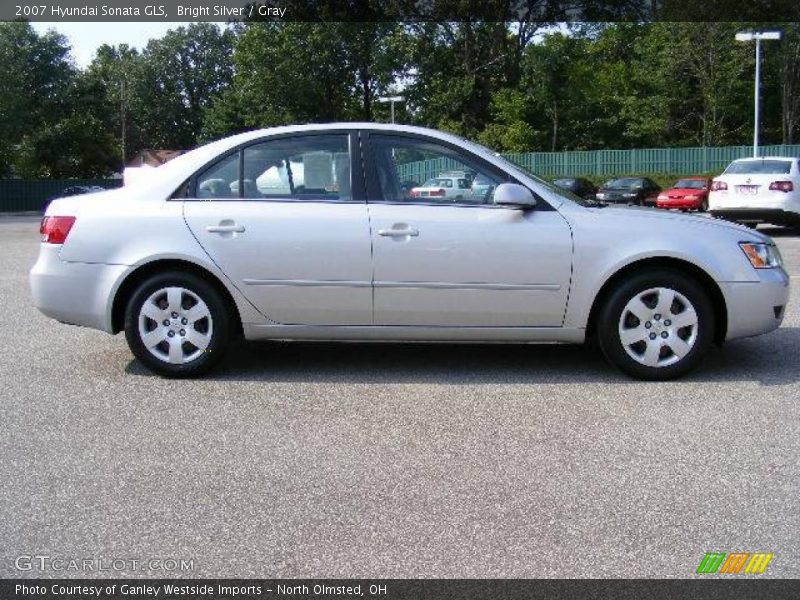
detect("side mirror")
[493,183,537,209]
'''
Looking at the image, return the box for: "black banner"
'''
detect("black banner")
[4,0,800,22]
[2,579,800,600]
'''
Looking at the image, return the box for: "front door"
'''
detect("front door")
[363,132,573,327]
[183,132,373,326]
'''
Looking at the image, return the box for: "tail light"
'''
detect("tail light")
[409,190,419,198]
[710,181,728,191]
[769,181,794,192]
[429,189,445,197]
[40,216,76,244]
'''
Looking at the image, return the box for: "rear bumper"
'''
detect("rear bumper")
[721,268,790,341]
[710,208,800,225]
[30,244,128,333]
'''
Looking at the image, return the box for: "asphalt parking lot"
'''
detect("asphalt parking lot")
[1,215,799,579]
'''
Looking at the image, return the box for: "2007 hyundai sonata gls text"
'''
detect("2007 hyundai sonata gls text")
[31,124,790,380]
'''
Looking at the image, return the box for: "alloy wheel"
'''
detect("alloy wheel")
[617,287,699,368]
[137,286,213,364]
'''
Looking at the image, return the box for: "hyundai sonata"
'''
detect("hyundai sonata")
[31,124,789,380]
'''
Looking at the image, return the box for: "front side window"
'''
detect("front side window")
[369,135,502,205]
[194,134,351,201]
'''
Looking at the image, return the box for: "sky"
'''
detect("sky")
[31,22,199,68]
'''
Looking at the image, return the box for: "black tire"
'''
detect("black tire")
[124,271,233,378]
[699,199,708,212]
[597,269,715,381]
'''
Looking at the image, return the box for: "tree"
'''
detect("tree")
[202,22,407,138]
[0,22,75,175]
[84,43,142,164]
[135,24,235,150]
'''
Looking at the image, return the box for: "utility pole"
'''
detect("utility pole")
[120,77,127,166]
[378,96,404,123]
[735,30,782,157]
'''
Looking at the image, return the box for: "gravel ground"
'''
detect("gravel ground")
[1,216,798,578]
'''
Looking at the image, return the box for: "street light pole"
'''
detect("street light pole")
[377,95,404,124]
[735,30,782,157]
[754,36,760,156]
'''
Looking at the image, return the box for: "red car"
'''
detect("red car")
[656,177,711,211]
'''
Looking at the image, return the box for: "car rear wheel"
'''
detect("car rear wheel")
[124,271,232,378]
[597,270,714,380]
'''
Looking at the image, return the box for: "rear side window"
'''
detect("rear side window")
[243,135,351,201]
[193,134,351,201]
[724,160,792,175]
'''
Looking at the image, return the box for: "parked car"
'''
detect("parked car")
[31,124,789,381]
[552,177,597,200]
[410,174,473,201]
[595,177,661,206]
[656,177,711,212]
[709,157,800,227]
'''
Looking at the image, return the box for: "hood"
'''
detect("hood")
[599,186,636,193]
[586,204,771,240]
[662,187,707,197]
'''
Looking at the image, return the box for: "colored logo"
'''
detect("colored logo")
[696,552,773,574]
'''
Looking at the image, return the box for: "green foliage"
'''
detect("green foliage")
[3,21,800,179]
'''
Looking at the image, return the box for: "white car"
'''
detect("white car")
[410,175,474,201]
[31,124,789,380]
[709,157,800,227]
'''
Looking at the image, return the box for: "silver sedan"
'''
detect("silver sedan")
[31,124,790,380]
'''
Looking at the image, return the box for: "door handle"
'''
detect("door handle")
[378,227,419,237]
[206,224,245,233]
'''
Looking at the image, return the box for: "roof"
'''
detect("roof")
[731,156,797,161]
[128,122,539,201]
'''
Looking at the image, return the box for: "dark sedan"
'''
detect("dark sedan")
[595,177,661,206]
[552,177,597,200]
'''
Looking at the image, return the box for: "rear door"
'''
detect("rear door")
[183,131,373,326]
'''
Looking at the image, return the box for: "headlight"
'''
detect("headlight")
[740,242,783,269]
[685,195,698,201]
[657,194,667,200]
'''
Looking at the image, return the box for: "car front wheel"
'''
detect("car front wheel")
[124,271,232,377]
[597,270,714,380]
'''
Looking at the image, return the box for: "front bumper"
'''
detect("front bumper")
[657,198,702,210]
[30,244,128,333]
[721,267,790,340]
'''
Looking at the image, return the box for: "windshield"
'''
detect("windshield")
[603,178,641,189]
[724,159,792,175]
[674,179,706,189]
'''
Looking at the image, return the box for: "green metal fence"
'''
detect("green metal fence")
[504,144,800,178]
[395,143,800,186]
[0,179,121,212]
[3,143,800,211]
